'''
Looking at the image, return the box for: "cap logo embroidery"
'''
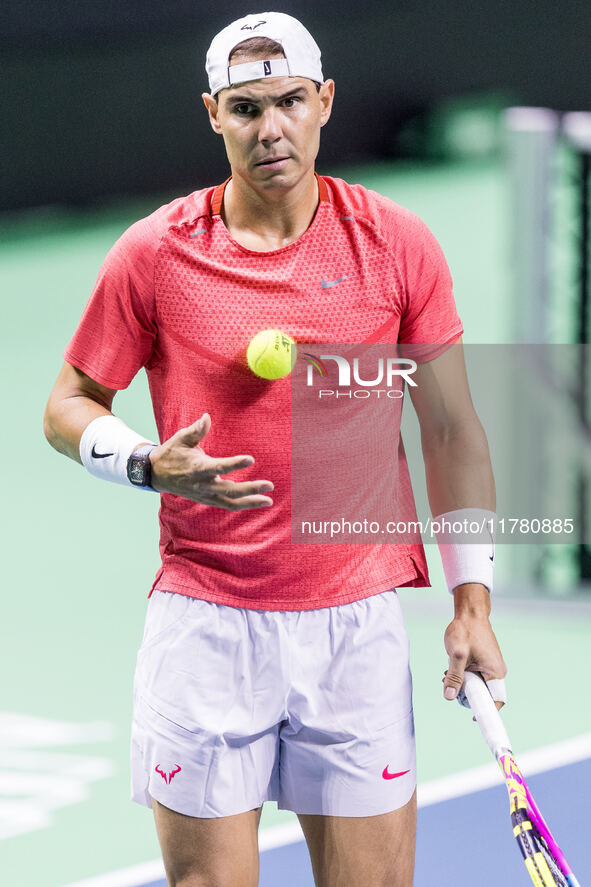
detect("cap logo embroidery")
[263,60,272,75]
[240,21,266,31]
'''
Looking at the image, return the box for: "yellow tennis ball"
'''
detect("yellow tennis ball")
[246,329,297,380]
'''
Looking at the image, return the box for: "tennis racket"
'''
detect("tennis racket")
[462,671,580,887]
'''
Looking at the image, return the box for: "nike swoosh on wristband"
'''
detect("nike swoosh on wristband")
[91,445,115,459]
[382,766,411,780]
[321,274,352,289]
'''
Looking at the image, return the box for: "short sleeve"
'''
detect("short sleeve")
[395,210,463,347]
[63,217,159,389]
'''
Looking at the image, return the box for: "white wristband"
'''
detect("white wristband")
[79,415,155,488]
[433,507,496,594]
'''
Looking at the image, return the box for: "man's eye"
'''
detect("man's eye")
[283,97,299,107]
[234,104,254,115]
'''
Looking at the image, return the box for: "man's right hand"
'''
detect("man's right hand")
[148,413,274,510]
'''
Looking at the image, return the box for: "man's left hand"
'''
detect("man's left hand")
[442,582,507,710]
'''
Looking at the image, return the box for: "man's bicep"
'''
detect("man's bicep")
[407,338,478,443]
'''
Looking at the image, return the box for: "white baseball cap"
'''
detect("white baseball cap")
[205,11,324,97]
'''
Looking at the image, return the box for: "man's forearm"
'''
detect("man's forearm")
[422,417,495,517]
[44,394,112,463]
[424,418,496,600]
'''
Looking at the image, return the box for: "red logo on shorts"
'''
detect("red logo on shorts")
[155,764,182,784]
[382,766,410,780]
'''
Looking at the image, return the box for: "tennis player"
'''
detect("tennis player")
[44,12,506,887]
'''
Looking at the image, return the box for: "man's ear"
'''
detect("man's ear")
[318,79,335,128]
[202,92,223,134]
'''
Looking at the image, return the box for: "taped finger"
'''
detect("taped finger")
[457,674,507,708]
[485,677,507,704]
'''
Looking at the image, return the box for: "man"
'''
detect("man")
[44,12,506,887]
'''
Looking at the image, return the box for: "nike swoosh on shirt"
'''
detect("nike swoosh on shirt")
[321,274,352,289]
[91,445,114,459]
[382,766,411,780]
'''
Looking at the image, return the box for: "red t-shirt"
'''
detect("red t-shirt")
[64,174,463,610]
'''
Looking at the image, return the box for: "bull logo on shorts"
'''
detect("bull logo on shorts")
[155,764,182,784]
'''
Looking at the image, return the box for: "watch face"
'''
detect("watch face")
[129,456,147,484]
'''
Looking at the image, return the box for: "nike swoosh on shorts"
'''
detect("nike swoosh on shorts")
[382,766,411,780]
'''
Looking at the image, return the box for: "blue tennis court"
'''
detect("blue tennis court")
[264,760,591,887]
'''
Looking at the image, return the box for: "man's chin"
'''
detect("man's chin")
[250,159,312,189]
[258,173,293,188]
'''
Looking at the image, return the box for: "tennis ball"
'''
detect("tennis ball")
[246,329,297,380]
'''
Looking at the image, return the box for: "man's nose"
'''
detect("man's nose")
[258,106,282,143]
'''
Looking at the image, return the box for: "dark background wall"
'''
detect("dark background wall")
[2,1,589,210]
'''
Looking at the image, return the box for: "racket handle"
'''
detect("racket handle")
[462,671,512,760]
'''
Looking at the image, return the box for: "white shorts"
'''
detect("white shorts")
[130,588,415,818]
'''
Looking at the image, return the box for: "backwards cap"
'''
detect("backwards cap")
[206,11,323,96]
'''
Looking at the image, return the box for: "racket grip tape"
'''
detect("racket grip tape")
[462,671,512,759]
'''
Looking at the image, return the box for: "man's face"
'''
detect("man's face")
[202,57,334,191]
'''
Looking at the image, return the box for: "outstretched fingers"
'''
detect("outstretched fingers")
[198,455,257,479]
[205,475,274,510]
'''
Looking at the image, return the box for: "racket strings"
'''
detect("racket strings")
[532,824,569,887]
[512,809,562,887]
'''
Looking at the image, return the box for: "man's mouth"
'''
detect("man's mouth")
[256,156,290,166]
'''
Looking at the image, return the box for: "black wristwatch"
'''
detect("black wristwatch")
[127,444,157,491]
